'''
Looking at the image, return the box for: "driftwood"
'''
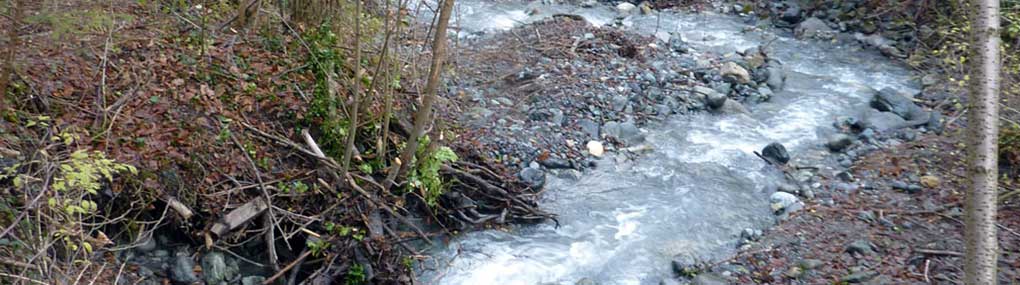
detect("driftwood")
[440,164,557,226]
[210,197,269,237]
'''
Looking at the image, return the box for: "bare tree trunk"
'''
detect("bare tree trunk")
[373,0,404,159]
[384,0,454,189]
[0,0,22,110]
[341,0,363,174]
[965,0,1001,283]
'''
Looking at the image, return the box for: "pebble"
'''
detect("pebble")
[846,239,875,256]
[799,259,824,270]
[920,175,940,188]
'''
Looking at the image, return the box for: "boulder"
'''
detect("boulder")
[201,252,238,285]
[761,142,790,165]
[695,86,728,109]
[826,134,854,152]
[870,88,918,119]
[766,65,786,91]
[519,167,546,189]
[859,109,907,133]
[603,121,646,145]
[795,17,835,39]
[770,191,802,215]
[170,255,199,284]
[616,2,637,14]
[780,4,803,24]
[671,254,698,275]
[717,99,750,115]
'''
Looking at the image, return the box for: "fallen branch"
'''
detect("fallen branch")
[0,258,39,271]
[346,173,433,246]
[262,249,312,285]
[165,196,194,219]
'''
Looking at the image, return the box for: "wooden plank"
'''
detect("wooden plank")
[210,197,268,237]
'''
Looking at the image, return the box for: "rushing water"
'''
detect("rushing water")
[424,2,918,284]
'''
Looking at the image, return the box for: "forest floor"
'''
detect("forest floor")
[705,125,1020,284]
[0,1,558,284]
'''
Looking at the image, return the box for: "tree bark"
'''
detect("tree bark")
[384,0,454,189]
[965,0,1001,283]
[0,0,22,110]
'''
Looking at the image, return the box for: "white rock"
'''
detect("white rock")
[770,192,802,214]
[616,2,637,14]
[586,141,605,157]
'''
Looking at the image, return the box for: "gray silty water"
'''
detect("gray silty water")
[424,2,918,284]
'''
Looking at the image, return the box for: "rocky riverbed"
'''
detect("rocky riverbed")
[443,2,785,188]
[420,1,966,284]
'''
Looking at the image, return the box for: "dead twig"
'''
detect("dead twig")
[262,250,312,285]
[229,131,280,270]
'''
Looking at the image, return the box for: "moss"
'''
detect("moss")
[26,9,134,39]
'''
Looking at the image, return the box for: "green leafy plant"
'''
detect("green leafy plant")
[306,238,331,256]
[345,263,366,285]
[277,180,310,194]
[406,136,458,207]
[1,129,137,257]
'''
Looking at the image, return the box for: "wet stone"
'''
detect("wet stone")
[170,255,199,283]
[241,276,266,285]
[519,167,546,189]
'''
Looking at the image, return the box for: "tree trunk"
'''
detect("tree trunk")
[0,0,22,110]
[341,0,363,174]
[965,0,1001,283]
[384,0,454,189]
